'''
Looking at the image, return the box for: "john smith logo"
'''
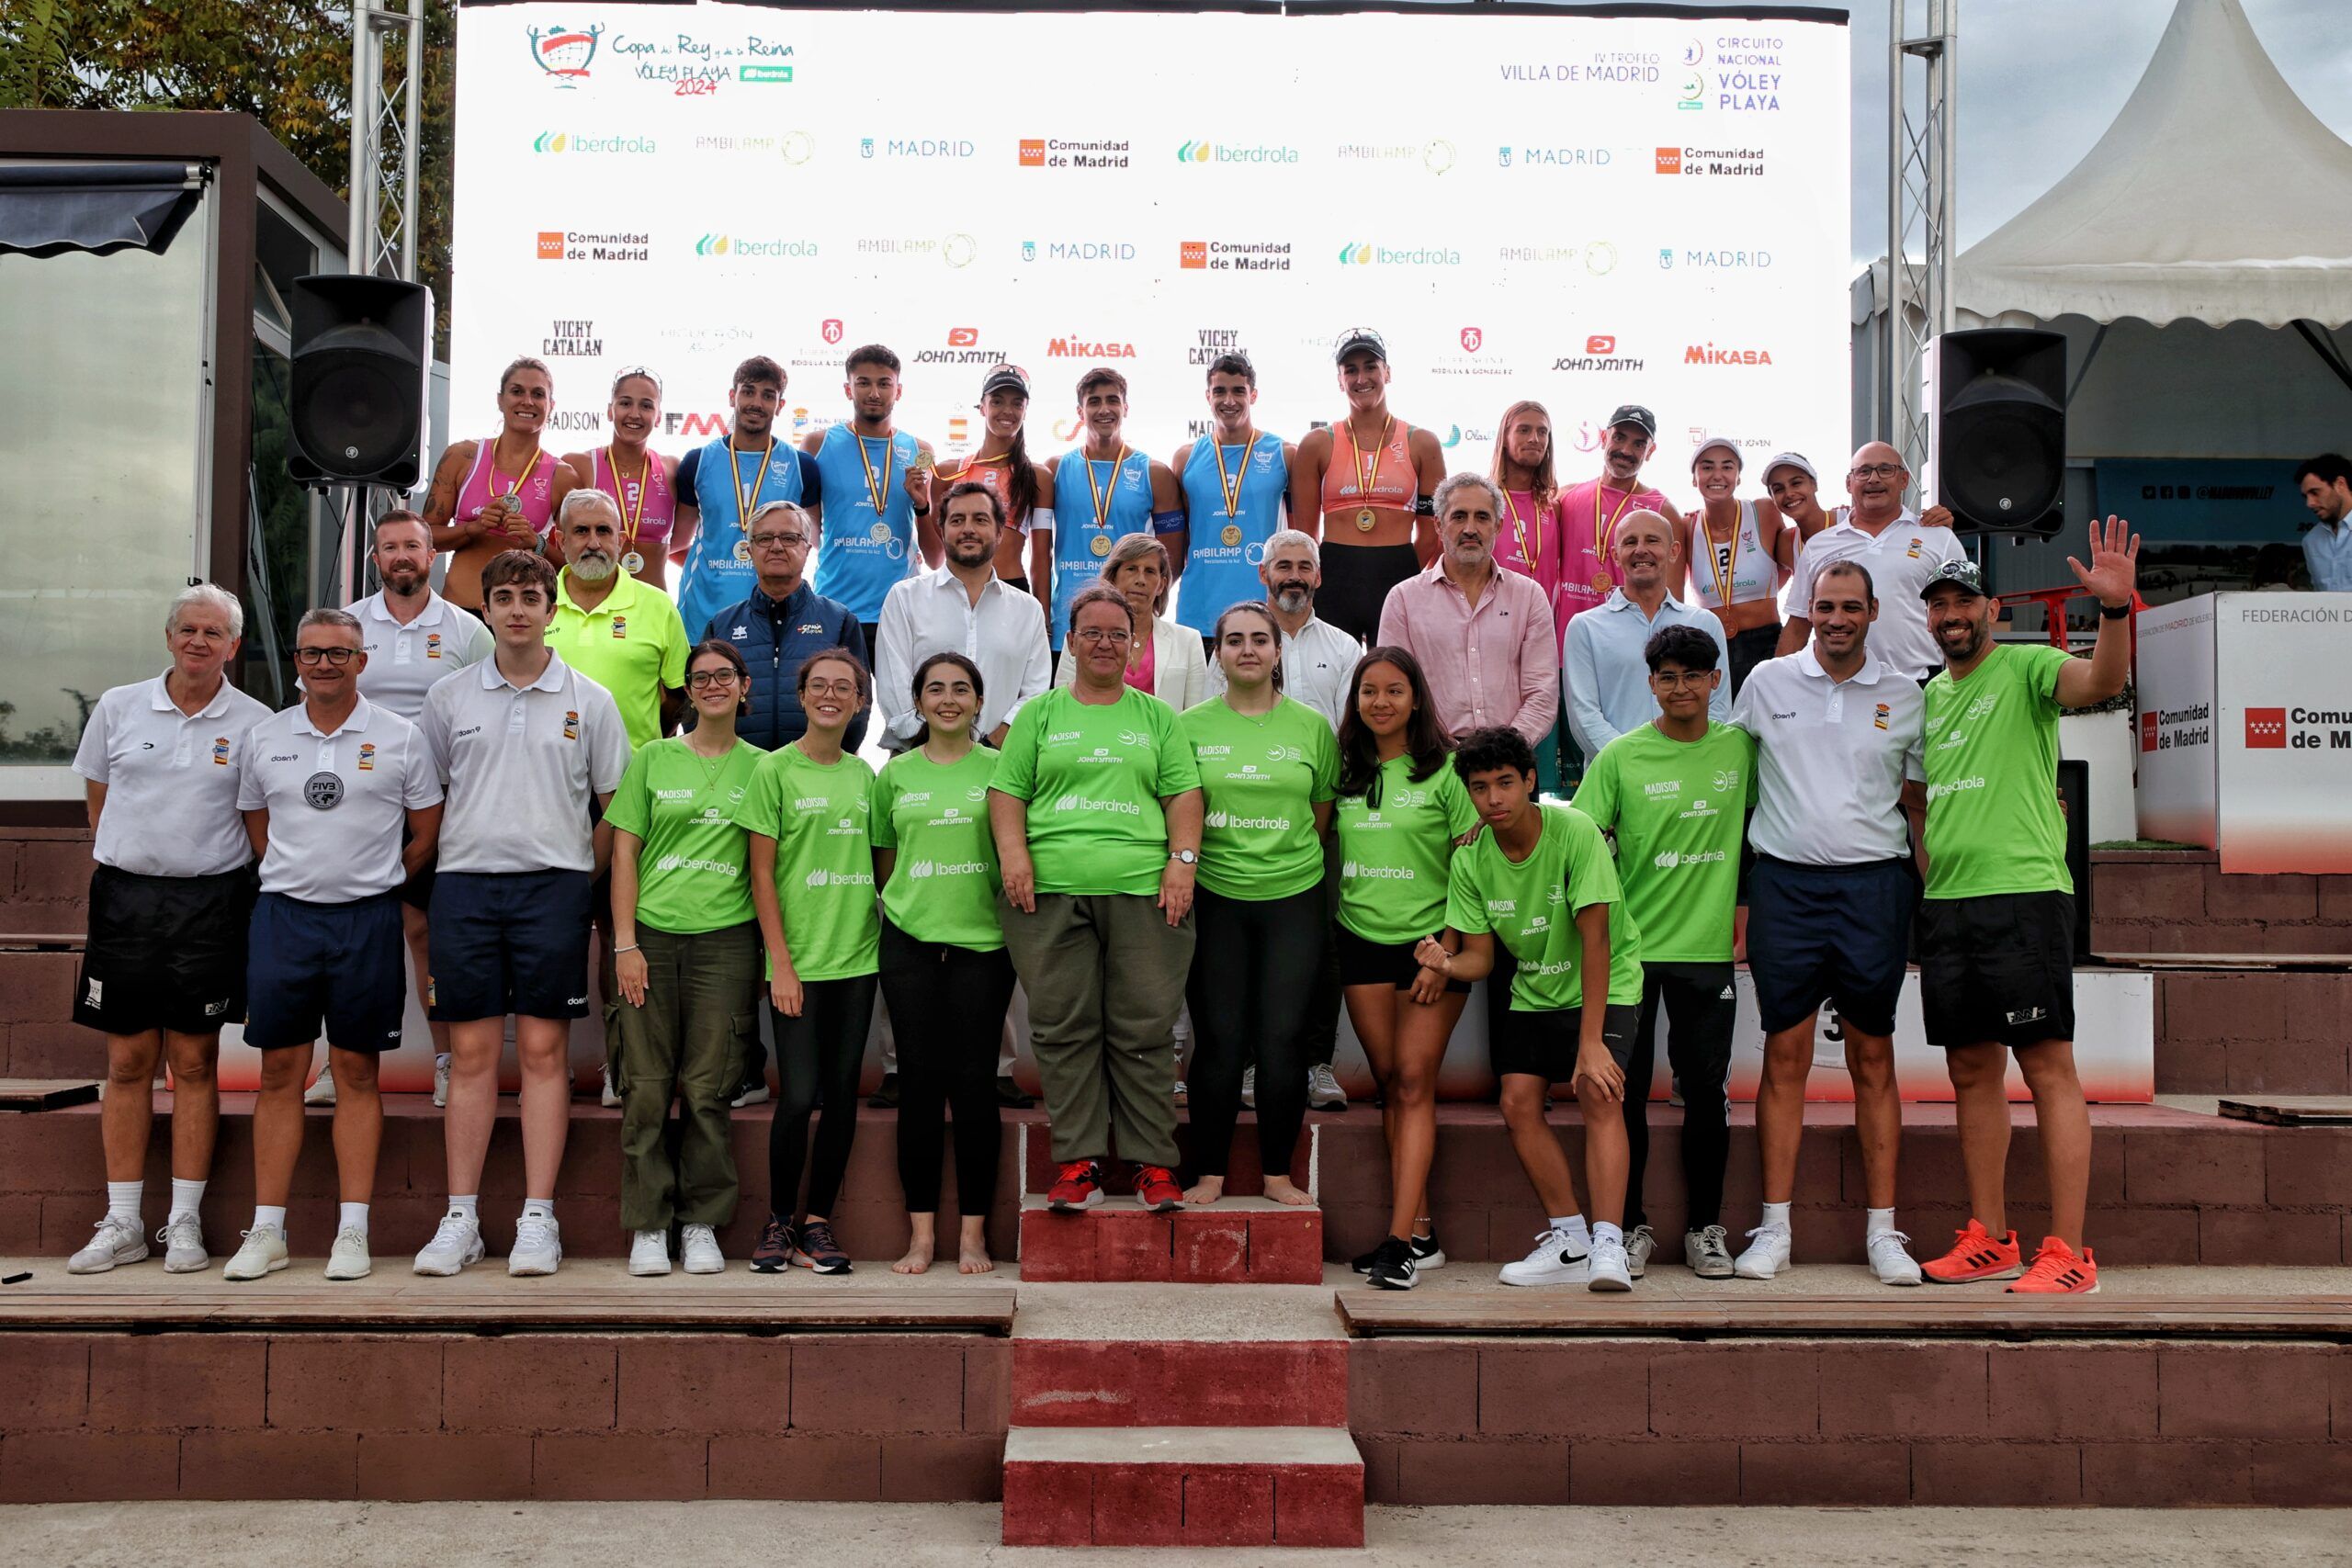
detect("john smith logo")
[527,23,600,86]
[1460,327,1484,353]
[1587,334,1616,354]
[948,327,978,347]
[2245,707,2287,749]
[1686,343,1772,366]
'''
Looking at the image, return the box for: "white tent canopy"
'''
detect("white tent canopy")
[1954,0,2352,331]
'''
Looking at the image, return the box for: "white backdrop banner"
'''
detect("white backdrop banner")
[450,1,1851,521]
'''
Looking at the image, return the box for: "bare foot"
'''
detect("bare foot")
[958,1243,995,1274]
[1263,1176,1315,1207]
[1182,1175,1226,1205]
[890,1246,932,1275]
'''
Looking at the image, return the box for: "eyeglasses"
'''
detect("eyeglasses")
[293,647,358,667]
[1072,628,1133,647]
[804,679,859,699]
[1849,463,1905,479]
[1652,671,1713,690]
[685,670,741,690]
[750,531,808,551]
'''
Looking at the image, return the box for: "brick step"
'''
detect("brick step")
[1019,1196,1322,1284]
[1012,1339,1347,1428]
[1002,1425,1363,1547]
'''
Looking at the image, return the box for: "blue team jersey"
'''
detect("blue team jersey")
[1175,433,1288,635]
[808,424,921,624]
[1048,448,1155,650]
[675,437,817,642]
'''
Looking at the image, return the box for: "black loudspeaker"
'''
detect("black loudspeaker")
[1927,327,2066,537]
[287,274,433,489]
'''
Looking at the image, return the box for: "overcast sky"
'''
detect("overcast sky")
[1846,0,2352,263]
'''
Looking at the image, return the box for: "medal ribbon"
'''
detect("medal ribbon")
[1504,490,1540,575]
[492,437,543,512]
[856,432,897,519]
[729,435,777,531]
[1593,480,1642,585]
[1212,431,1257,519]
[605,445,649,554]
[1347,416,1392,513]
[1701,509,1738,607]
[1085,446,1130,531]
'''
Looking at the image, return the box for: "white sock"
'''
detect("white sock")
[1593,1221,1623,1247]
[522,1199,555,1223]
[1557,1215,1591,1252]
[448,1195,479,1222]
[435,1053,450,1066]
[1866,1207,1897,1239]
[253,1205,287,1235]
[169,1178,206,1223]
[1762,1201,1792,1231]
[107,1181,143,1224]
[339,1202,370,1235]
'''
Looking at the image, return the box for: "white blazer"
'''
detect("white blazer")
[1055,614,1209,711]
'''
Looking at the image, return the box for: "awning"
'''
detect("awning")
[0,162,208,258]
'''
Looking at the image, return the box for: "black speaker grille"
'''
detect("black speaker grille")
[291,351,419,475]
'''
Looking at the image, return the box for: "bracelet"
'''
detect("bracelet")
[614,943,640,954]
[2098,600,2132,620]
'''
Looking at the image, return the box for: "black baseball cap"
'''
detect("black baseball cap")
[1335,328,1388,365]
[979,364,1029,400]
[1608,403,1657,436]
[1919,558,1984,599]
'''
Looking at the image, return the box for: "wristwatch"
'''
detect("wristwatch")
[2098,600,2132,619]
[1168,848,1198,865]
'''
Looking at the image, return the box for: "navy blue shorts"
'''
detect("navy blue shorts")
[244,891,406,1053]
[427,869,594,1022]
[1746,857,1917,1036]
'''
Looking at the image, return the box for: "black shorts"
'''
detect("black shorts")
[1917,891,2076,1049]
[244,892,407,1053]
[1335,922,1470,994]
[1747,856,1917,1035]
[1492,1001,1640,1082]
[1725,622,1783,694]
[1317,542,1419,646]
[74,863,254,1035]
[427,869,594,1022]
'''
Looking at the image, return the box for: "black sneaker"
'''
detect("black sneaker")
[793,1219,853,1275]
[866,1072,899,1110]
[1364,1235,1418,1291]
[751,1217,795,1274]
[995,1074,1035,1110]
[1354,1230,1446,1272]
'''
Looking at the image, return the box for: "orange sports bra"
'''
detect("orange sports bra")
[1319,417,1418,517]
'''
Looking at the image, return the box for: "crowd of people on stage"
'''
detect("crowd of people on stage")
[62,330,2142,1299]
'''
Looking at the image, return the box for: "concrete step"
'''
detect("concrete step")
[1012,1337,1347,1427]
[1019,1195,1323,1284]
[1002,1424,1363,1547]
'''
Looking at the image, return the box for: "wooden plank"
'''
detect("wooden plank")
[0,1079,101,1111]
[0,1287,1019,1335]
[2218,1098,2352,1127]
[2093,952,2349,970]
[1335,1290,2352,1341]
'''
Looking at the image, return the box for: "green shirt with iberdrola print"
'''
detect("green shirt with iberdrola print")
[1921,642,2074,900]
[1572,721,1755,963]
[1444,803,1645,1012]
[733,742,879,980]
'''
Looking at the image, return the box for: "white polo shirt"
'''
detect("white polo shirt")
[1204,614,1362,732]
[419,650,630,874]
[236,697,441,902]
[872,567,1052,745]
[353,590,492,720]
[1786,511,1962,681]
[1730,648,1925,864]
[73,673,272,877]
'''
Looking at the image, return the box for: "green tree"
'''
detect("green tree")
[0,0,457,352]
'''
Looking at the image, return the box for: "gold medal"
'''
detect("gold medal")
[1591,569,1612,592]
[605,445,650,567]
[868,520,892,542]
[1220,524,1242,548]
[1082,446,1129,558]
[913,450,935,473]
[1090,534,1113,558]
[1355,508,1376,533]
[733,538,752,563]
[1343,415,1393,535]
[620,549,646,576]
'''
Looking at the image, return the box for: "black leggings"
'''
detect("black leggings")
[1185,886,1325,1179]
[1623,961,1736,1232]
[1316,542,1420,645]
[878,918,1014,1218]
[768,973,878,1220]
[1726,622,1782,695]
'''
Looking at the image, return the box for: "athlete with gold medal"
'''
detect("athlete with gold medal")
[560,366,679,591]
[1039,366,1183,657]
[673,355,821,640]
[948,364,1057,609]
[802,343,942,666]
[1167,352,1293,649]
[1682,434,1796,695]
[1287,329,1446,645]
[424,355,581,611]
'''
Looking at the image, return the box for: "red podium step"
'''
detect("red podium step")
[1017,1196,1323,1284]
[1003,1426,1364,1548]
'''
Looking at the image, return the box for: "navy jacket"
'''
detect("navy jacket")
[703,580,869,753]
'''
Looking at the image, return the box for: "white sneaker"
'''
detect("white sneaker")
[223,1224,289,1281]
[68,1214,148,1274]
[601,1066,622,1109]
[432,1055,451,1109]
[1497,1225,1589,1287]
[1734,1224,1792,1281]
[413,1210,485,1276]
[1306,1063,1347,1111]
[1587,1233,1634,1292]
[304,1063,336,1107]
[159,1213,209,1273]
[509,1213,563,1277]
[629,1229,672,1277]
[325,1226,372,1280]
[730,1077,771,1109]
[681,1224,725,1274]
[1240,1066,1257,1109]
[1868,1229,1924,1286]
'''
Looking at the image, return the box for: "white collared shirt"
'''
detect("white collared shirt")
[1204,614,1363,731]
[873,566,1050,744]
[237,697,442,901]
[73,672,272,876]
[1730,648,1925,864]
[1786,511,1961,680]
[352,590,492,720]
[418,650,630,874]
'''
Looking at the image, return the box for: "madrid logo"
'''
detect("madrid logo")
[527,24,601,86]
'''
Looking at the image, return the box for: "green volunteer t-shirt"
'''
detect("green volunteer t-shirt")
[1444,802,1645,1012]
[1920,641,2073,900]
[604,737,766,935]
[1572,722,1756,963]
[1180,694,1339,902]
[873,745,1004,951]
[1333,752,1480,945]
[989,686,1202,898]
[734,742,879,980]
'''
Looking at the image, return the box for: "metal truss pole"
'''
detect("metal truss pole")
[1884,0,1956,475]
[347,0,424,282]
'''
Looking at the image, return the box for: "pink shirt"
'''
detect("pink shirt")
[1124,635,1157,694]
[1555,477,1667,631]
[1496,490,1566,644]
[1375,562,1558,748]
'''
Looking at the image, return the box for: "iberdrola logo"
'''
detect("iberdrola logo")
[908,860,936,880]
[526,24,600,87]
[534,132,570,153]
[1338,242,1374,265]
[1204,808,1230,829]
[1177,140,1214,164]
[696,234,732,257]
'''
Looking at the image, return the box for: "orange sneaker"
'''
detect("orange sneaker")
[1920,1219,2024,1283]
[2007,1236,2099,1294]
